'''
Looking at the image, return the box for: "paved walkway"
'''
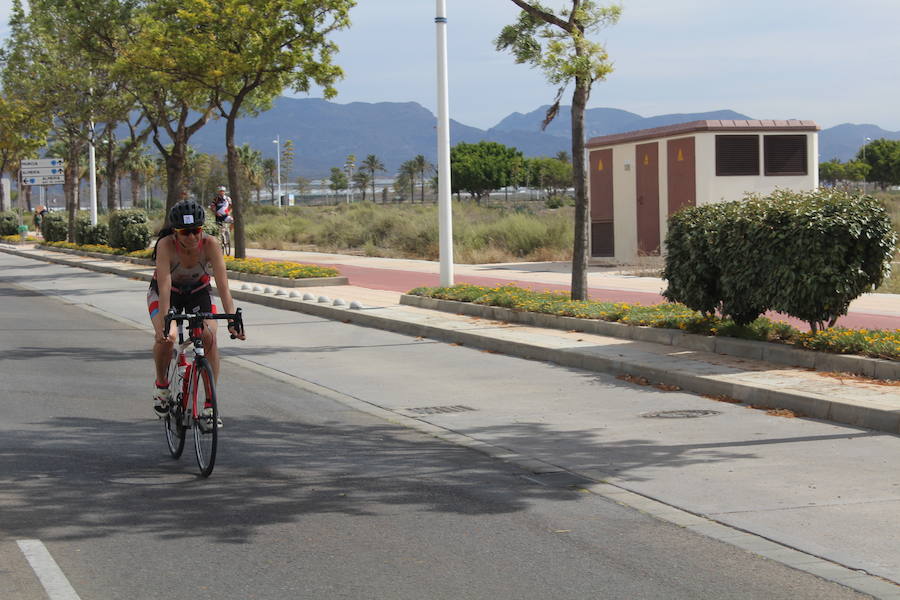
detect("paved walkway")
[246,248,900,331]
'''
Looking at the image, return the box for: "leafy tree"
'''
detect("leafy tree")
[857,138,900,189]
[0,93,48,211]
[819,159,844,187]
[126,0,354,257]
[497,0,621,300]
[450,141,523,202]
[843,160,871,185]
[362,154,385,203]
[529,156,573,196]
[329,166,348,194]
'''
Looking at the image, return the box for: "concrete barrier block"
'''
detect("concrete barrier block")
[873,360,900,382]
[762,344,816,369]
[713,337,765,361]
[815,353,874,377]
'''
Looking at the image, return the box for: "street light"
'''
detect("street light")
[273,135,281,207]
[435,0,454,286]
[863,137,872,161]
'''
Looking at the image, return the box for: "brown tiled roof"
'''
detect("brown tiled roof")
[585,119,820,148]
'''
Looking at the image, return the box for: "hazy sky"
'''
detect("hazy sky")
[2,1,898,131]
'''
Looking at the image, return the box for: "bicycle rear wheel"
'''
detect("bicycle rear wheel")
[220,228,231,257]
[191,358,218,477]
[163,352,185,458]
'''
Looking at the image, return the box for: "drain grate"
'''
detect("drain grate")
[642,409,721,419]
[404,405,476,415]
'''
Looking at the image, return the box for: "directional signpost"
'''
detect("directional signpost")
[20,158,65,186]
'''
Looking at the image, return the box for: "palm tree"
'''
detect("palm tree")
[122,150,155,209]
[361,154,385,203]
[262,158,277,203]
[398,160,417,203]
[412,154,432,203]
[352,171,371,201]
[236,144,263,204]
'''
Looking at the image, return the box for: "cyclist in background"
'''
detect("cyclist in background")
[148,199,245,420]
[210,186,233,227]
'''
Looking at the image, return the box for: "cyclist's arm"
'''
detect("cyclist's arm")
[207,236,245,339]
[155,239,175,341]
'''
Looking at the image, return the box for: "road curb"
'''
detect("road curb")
[400,293,900,381]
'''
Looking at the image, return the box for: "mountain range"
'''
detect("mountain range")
[183,97,900,178]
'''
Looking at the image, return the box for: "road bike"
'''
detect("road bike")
[162,308,244,477]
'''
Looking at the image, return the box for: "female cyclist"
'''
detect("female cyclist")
[148,199,245,421]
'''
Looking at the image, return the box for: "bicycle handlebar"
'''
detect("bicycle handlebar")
[165,307,244,339]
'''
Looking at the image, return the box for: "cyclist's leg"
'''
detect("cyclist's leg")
[148,286,176,384]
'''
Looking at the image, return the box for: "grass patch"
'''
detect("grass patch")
[242,202,573,263]
[409,284,899,360]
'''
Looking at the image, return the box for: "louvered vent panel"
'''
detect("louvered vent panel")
[715,135,759,176]
[764,135,807,175]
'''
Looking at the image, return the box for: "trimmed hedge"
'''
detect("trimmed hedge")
[663,190,897,332]
[0,211,19,236]
[108,209,151,252]
[41,212,68,242]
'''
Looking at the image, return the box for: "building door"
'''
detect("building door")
[589,149,614,257]
[635,142,660,255]
[667,137,696,215]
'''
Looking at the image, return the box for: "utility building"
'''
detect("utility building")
[585,119,820,263]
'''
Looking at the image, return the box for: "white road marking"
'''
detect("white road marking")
[16,540,82,600]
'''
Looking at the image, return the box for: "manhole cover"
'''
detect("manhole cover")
[641,409,721,419]
[404,405,475,415]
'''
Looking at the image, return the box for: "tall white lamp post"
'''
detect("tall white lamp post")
[273,135,281,207]
[435,0,454,286]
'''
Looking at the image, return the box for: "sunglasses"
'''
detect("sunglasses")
[175,227,203,236]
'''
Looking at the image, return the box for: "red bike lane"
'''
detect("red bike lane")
[310,262,900,333]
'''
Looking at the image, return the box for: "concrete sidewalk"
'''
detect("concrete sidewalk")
[2,244,900,597]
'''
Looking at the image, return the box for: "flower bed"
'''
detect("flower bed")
[409,284,899,361]
[40,241,340,280]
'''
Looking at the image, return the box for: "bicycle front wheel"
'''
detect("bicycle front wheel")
[191,358,218,477]
[164,352,185,458]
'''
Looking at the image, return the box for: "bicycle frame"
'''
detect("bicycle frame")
[165,308,243,425]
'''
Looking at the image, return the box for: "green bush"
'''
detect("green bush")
[74,213,109,246]
[0,211,19,236]
[663,190,897,331]
[108,209,149,249]
[121,221,151,252]
[41,212,68,242]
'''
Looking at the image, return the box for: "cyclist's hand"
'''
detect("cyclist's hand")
[228,323,245,341]
[155,329,176,344]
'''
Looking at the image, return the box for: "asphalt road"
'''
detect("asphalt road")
[0,259,870,599]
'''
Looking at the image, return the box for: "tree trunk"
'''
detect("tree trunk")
[225,115,245,258]
[65,146,80,242]
[106,131,118,213]
[569,75,590,301]
[130,172,141,207]
[163,136,188,214]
